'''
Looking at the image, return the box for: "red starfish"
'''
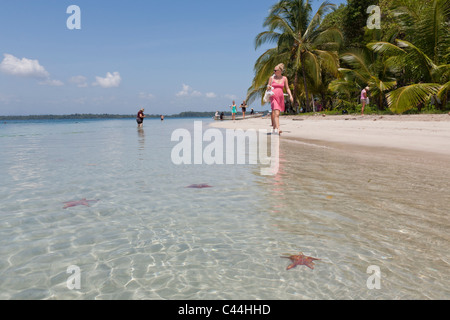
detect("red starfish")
[281,252,320,270]
[63,198,99,209]
[186,184,213,189]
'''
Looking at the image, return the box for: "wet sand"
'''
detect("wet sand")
[210,114,450,157]
[209,113,450,300]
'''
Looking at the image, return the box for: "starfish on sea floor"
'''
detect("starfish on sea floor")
[63,198,99,209]
[281,252,320,270]
[186,184,213,189]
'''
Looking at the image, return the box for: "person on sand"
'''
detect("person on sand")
[230,100,237,121]
[136,108,146,128]
[240,101,248,119]
[361,86,369,115]
[268,63,293,134]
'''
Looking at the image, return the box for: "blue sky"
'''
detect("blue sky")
[0,0,346,116]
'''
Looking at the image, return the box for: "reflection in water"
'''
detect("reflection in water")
[259,138,450,299]
[137,128,145,159]
[7,135,44,191]
[269,143,287,214]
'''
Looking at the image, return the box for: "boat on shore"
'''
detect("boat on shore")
[214,113,265,121]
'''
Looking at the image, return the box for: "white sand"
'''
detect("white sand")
[210,114,450,157]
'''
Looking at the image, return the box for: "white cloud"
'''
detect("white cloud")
[176,84,192,97]
[69,75,88,88]
[139,92,155,100]
[225,94,238,100]
[0,53,50,78]
[92,72,121,88]
[176,84,216,98]
[38,79,64,87]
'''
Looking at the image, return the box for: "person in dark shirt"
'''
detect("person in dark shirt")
[240,101,248,119]
[136,108,146,128]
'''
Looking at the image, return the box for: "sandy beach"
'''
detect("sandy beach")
[210,114,450,158]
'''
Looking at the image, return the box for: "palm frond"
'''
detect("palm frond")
[255,31,281,50]
[337,68,367,86]
[314,27,343,50]
[415,0,450,64]
[303,50,321,87]
[387,83,441,114]
[303,1,335,41]
[264,14,297,39]
[340,50,372,76]
[396,39,439,82]
[437,80,450,100]
[314,49,339,76]
[367,42,406,56]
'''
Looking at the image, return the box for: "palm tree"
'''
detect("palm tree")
[390,0,449,66]
[335,46,398,111]
[381,0,449,112]
[367,40,445,113]
[247,0,342,112]
[332,0,449,114]
[328,72,360,111]
[365,0,450,113]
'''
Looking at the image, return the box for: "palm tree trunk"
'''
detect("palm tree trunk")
[293,72,299,113]
[300,54,311,112]
[321,93,326,111]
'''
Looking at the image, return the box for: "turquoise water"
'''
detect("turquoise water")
[0,118,449,299]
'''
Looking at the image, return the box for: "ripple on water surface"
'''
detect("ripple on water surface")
[1,119,449,299]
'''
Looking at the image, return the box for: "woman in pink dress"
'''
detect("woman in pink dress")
[267,63,293,134]
[360,86,369,115]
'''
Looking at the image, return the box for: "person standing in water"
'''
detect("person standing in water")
[268,63,293,134]
[136,108,146,128]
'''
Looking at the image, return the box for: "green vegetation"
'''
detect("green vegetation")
[0,111,216,121]
[248,0,450,114]
[173,111,216,118]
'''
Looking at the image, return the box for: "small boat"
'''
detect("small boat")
[214,113,265,121]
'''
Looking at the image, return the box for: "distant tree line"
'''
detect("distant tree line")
[0,111,217,121]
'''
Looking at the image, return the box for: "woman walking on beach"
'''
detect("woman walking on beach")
[231,101,237,121]
[361,86,369,115]
[268,63,293,134]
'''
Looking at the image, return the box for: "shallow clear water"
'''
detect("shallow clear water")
[0,118,449,300]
